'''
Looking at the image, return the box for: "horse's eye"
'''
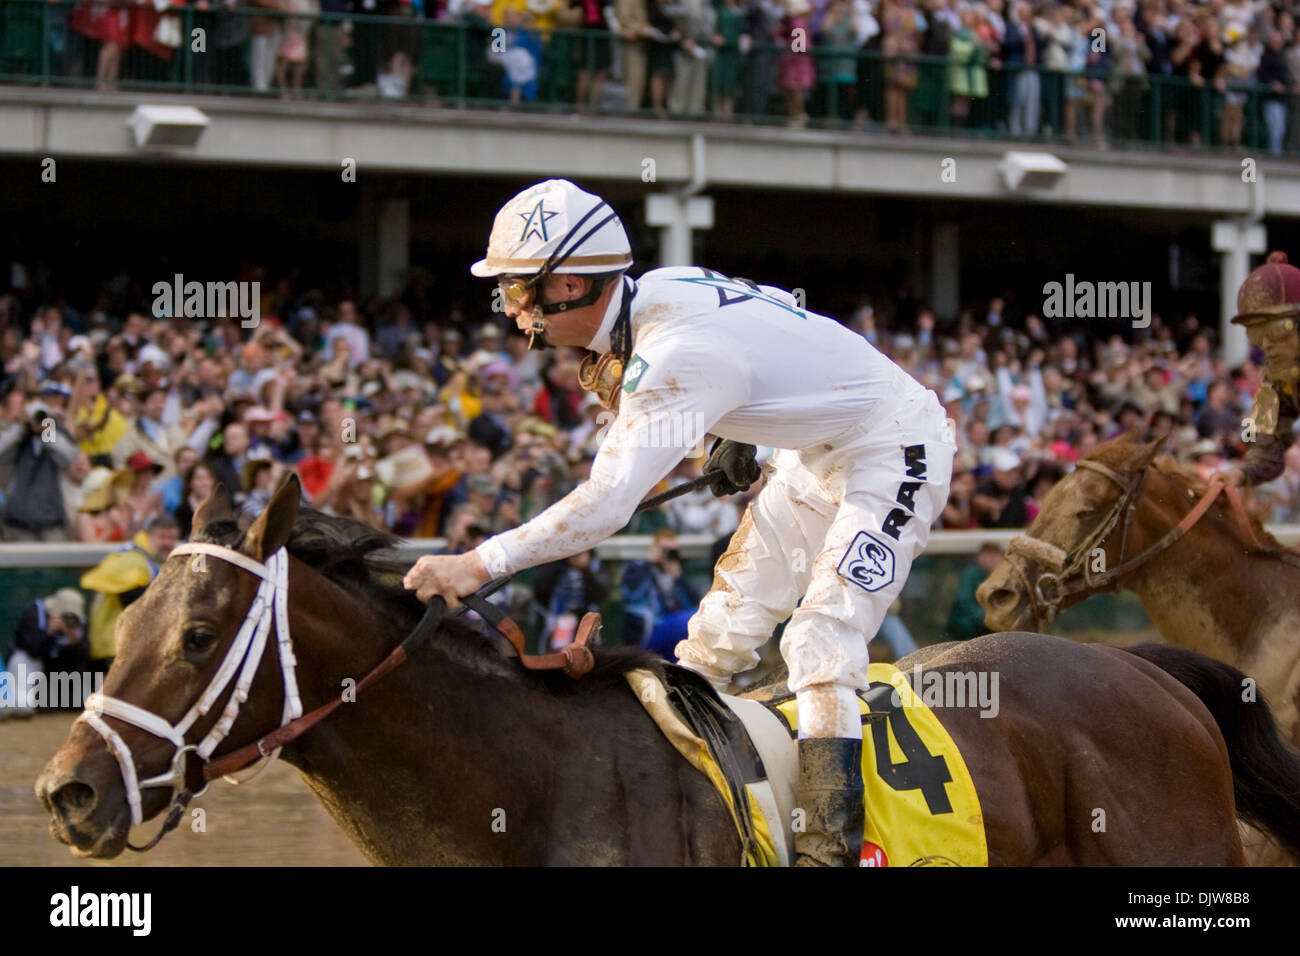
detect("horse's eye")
[183,626,218,654]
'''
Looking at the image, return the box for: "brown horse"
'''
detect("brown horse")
[977,432,1300,865]
[35,478,1300,865]
[978,432,1300,750]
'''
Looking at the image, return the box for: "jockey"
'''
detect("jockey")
[1228,250,1300,487]
[404,179,956,867]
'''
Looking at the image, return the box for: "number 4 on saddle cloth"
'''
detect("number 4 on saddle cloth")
[627,664,988,867]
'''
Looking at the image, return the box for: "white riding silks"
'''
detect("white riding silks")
[676,390,957,715]
[76,546,304,826]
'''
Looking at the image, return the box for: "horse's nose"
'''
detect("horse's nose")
[37,773,100,827]
[979,584,1021,614]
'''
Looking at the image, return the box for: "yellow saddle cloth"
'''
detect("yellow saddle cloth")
[773,663,988,867]
[628,662,988,867]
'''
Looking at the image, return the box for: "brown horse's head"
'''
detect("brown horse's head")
[35,477,301,858]
[977,431,1166,632]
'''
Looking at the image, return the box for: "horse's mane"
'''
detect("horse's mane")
[1080,432,1287,555]
[196,509,666,692]
[1149,455,1288,554]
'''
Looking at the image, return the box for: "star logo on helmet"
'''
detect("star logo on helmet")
[518,200,558,244]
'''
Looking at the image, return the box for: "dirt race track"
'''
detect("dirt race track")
[1,713,366,866]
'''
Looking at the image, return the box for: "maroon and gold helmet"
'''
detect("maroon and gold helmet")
[1234,251,1300,385]
[1232,250,1300,326]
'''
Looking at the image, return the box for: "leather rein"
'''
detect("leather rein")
[1005,460,1263,627]
[84,543,595,853]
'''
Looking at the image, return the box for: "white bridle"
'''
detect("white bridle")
[77,542,304,827]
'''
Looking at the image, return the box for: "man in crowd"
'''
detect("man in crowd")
[80,514,179,674]
[0,389,80,541]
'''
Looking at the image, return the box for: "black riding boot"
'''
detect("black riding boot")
[794,737,865,867]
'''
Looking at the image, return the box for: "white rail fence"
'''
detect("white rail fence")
[2,526,1298,568]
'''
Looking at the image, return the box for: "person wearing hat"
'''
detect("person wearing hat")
[404,178,958,867]
[118,451,166,537]
[325,460,387,531]
[384,430,460,538]
[1191,437,1227,484]
[74,466,130,543]
[973,447,1029,528]
[476,321,508,358]
[81,513,179,675]
[376,420,415,458]
[1227,251,1300,487]
[3,588,88,716]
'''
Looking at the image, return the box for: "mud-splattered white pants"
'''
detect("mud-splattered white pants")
[675,387,956,738]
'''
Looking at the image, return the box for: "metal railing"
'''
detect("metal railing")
[4,1,1299,154]
[2,523,1294,641]
[2,524,1297,566]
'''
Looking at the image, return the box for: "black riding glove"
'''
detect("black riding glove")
[703,439,761,497]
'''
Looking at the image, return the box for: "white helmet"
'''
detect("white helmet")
[470,179,633,280]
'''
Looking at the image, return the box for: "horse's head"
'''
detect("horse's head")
[36,476,302,858]
[977,432,1166,632]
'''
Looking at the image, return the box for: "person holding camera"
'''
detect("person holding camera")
[0,388,80,541]
[3,588,87,717]
[619,527,701,659]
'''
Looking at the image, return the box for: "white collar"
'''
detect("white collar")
[586,276,631,355]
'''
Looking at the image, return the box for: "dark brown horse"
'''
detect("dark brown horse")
[35,478,1300,865]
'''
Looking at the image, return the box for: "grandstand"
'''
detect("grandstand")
[3,0,1300,656]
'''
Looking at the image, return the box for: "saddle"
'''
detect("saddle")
[627,664,777,865]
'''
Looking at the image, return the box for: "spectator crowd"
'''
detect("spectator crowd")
[12,0,1300,150]
[0,255,1294,677]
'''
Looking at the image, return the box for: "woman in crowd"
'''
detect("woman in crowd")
[881,0,919,132]
[778,0,815,126]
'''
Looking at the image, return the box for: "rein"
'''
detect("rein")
[1006,461,1263,626]
[77,467,731,852]
[78,544,593,853]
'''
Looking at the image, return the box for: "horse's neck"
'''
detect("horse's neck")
[273,582,533,864]
[272,575,737,865]
[1126,476,1262,661]
[1128,481,1300,742]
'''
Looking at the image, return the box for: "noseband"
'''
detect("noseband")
[76,543,303,851]
[72,540,599,852]
[1004,461,1259,626]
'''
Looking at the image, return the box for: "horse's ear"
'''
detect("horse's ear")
[191,483,232,538]
[243,474,301,562]
[1133,431,1170,472]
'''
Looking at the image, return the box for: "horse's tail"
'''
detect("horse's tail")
[1125,642,1300,863]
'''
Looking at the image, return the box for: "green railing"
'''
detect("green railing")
[2,0,1297,154]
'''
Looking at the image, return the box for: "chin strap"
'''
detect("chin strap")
[524,275,613,351]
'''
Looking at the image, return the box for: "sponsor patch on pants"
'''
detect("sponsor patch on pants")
[837,531,896,592]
